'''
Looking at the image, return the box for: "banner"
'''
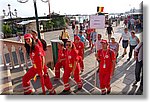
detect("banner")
[90,15,105,29]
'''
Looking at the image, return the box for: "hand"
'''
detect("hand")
[134,56,138,61]
[71,72,74,78]
[42,70,44,76]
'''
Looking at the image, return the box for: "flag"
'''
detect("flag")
[97,7,104,12]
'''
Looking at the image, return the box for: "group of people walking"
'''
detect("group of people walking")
[22,20,143,95]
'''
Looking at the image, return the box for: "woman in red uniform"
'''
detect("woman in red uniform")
[54,41,66,80]
[22,33,56,95]
[96,40,116,95]
[62,40,83,92]
[73,36,84,72]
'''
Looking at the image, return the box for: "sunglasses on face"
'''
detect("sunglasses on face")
[66,44,71,47]
[25,39,30,41]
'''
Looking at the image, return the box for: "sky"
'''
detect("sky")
[0,0,143,18]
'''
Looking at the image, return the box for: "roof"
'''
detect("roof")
[17,19,50,25]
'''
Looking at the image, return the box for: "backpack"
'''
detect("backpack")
[40,39,47,51]
[59,31,63,40]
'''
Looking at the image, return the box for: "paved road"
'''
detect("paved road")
[0,21,143,95]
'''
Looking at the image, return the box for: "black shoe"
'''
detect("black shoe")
[127,58,130,61]
[101,92,106,95]
[132,81,137,86]
[78,87,82,90]
[107,90,111,94]
[62,89,70,93]
[122,54,124,58]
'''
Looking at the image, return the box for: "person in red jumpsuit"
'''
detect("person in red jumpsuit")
[96,40,116,95]
[85,28,94,48]
[62,40,83,92]
[22,33,56,95]
[54,41,66,80]
[73,36,84,72]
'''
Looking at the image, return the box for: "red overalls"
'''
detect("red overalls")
[22,44,55,94]
[63,49,83,91]
[54,49,66,78]
[73,42,84,70]
[97,49,116,94]
[86,28,94,47]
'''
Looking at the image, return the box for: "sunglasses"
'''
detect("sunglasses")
[66,44,71,46]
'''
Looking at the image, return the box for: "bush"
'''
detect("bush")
[2,24,12,38]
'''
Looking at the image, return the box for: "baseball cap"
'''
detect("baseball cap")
[101,39,108,44]
[24,33,33,39]
[74,36,80,40]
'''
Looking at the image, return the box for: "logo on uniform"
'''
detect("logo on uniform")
[105,55,109,58]
[68,56,71,59]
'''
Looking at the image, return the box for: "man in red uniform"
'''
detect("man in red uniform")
[22,33,56,95]
[62,40,83,92]
[54,41,66,80]
[96,40,116,95]
[73,36,84,72]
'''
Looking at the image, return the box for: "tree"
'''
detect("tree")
[2,24,12,38]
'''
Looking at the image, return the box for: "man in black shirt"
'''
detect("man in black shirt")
[106,24,114,43]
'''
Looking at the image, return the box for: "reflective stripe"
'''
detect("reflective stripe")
[65,85,70,89]
[23,86,31,90]
[24,88,32,93]
[49,87,54,92]
[64,83,69,86]
[78,82,83,86]
[101,88,106,91]
[33,64,36,68]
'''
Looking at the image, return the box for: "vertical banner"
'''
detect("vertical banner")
[90,15,105,29]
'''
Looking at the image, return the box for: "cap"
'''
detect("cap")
[101,39,108,44]
[74,36,80,40]
[111,36,115,39]
[24,33,33,39]
[31,29,37,34]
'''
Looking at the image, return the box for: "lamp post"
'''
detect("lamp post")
[17,0,50,39]
[3,4,17,34]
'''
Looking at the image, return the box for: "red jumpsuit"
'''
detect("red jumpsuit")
[86,28,94,47]
[63,49,82,91]
[22,44,55,94]
[97,49,116,94]
[73,42,84,70]
[54,49,66,78]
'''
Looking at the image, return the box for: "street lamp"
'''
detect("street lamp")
[17,0,50,39]
[3,4,17,18]
[3,4,17,34]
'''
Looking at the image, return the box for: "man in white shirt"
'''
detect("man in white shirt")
[91,34,102,53]
[119,28,130,57]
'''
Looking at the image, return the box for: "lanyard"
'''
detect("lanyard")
[102,49,108,68]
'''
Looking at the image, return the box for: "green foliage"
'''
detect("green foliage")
[2,24,12,36]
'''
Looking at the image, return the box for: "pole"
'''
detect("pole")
[48,0,51,18]
[33,0,41,39]
[8,4,14,34]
